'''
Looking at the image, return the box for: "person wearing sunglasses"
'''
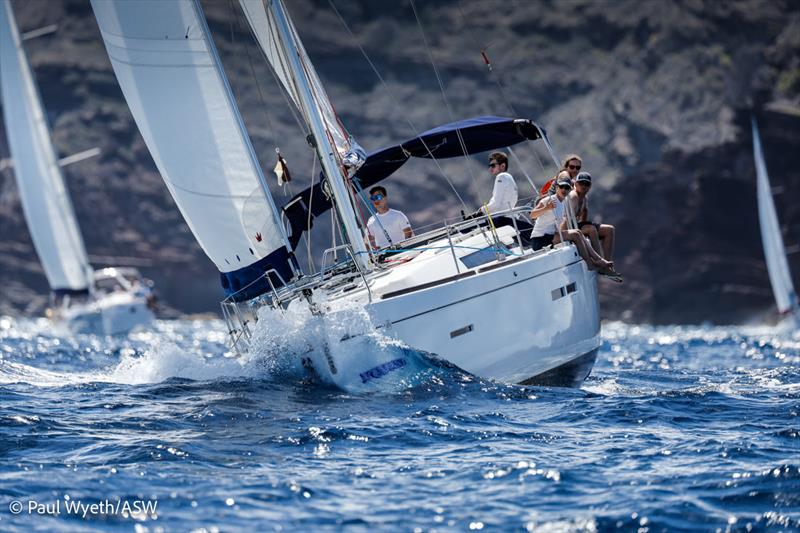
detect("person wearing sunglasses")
[540,153,582,197]
[563,154,583,179]
[568,171,615,262]
[530,177,616,275]
[365,186,413,250]
[478,151,518,216]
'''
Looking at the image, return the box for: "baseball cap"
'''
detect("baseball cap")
[556,177,573,188]
[576,171,592,184]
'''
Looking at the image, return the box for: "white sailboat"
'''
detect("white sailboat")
[0,0,154,336]
[752,117,799,326]
[92,0,601,387]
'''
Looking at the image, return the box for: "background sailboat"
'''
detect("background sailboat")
[0,0,154,335]
[752,117,799,326]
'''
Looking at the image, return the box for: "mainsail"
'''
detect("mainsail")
[91,0,295,300]
[752,118,798,314]
[0,0,92,294]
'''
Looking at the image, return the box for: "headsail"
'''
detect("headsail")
[752,118,798,315]
[0,0,92,294]
[238,0,360,168]
[91,0,295,300]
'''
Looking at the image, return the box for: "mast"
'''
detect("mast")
[267,0,370,271]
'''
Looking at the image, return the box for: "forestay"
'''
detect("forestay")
[752,118,798,314]
[0,0,91,294]
[91,0,294,300]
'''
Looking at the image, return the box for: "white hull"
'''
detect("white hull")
[57,291,154,336]
[258,224,602,389]
[369,245,600,384]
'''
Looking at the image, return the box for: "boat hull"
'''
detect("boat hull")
[61,294,154,336]
[367,245,601,385]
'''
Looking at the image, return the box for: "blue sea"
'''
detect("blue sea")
[0,316,798,532]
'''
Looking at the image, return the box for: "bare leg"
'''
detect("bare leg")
[598,224,615,262]
[581,224,603,258]
[555,230,613,270]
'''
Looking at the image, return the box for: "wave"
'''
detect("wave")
[0,300,440,393]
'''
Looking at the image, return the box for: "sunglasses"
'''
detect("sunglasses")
[488,162,498,168]
[567,164,581,171]
[370,194,384,201]
[558,185,572,191]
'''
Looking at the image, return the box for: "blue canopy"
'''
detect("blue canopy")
[283,115,543,248]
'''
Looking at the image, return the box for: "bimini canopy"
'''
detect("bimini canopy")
[283,116,543,248]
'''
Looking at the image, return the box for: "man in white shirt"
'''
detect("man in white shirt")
[366,186,413,249]
[480,151,518,215]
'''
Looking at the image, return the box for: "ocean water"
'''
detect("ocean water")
[0,316,798,532]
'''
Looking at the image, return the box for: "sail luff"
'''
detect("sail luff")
[0,0,92,292]
[246,0,370,269]
[752,118,798,314]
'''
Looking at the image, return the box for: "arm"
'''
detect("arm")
[530,196,553,219]
[400,212,413,240]
[481,175,515,214]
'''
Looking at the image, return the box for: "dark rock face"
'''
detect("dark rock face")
[0,0,798,323]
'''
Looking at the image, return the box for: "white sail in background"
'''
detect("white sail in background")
[238,0,354,164]
[91,0,290,276]
[0,0,91,292]
[752,118,798,314]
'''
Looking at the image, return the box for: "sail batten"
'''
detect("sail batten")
[0,0,91,292]
[752,118,798,314]
[91,0,295,298]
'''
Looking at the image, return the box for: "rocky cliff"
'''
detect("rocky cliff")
[1,0,798,323]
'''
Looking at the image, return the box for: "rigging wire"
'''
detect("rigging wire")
[455,0,517,117]
[327,0,469,211]
[409,0,481,202]
[455,0,554,187]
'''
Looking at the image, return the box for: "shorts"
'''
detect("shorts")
[577,221,600,232]
[531,233,555,251]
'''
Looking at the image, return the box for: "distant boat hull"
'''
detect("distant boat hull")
[60,293,154,336]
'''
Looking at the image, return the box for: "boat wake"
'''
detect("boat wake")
[0,300,442,393]
[245,297,440,392]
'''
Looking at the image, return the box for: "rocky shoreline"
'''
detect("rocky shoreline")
[1,0,797,324]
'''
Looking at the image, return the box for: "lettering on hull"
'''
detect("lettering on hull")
[359,358,407,383]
